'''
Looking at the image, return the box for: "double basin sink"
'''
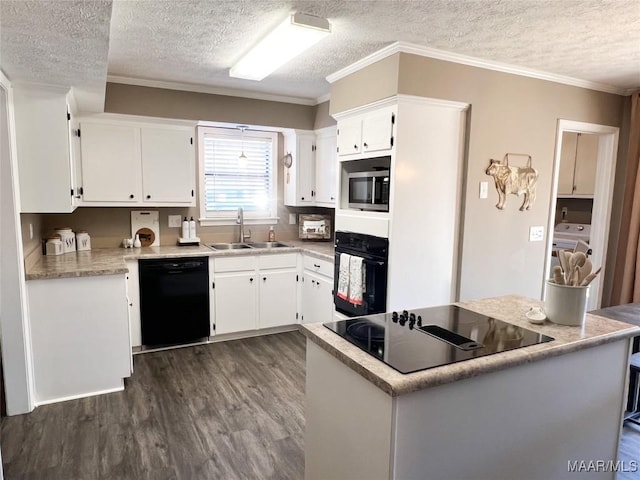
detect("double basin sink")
[207,241,291,251]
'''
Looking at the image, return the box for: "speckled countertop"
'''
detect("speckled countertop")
[301,295,640,397]
[26,241,334,280]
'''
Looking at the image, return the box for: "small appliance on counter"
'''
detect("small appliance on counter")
[299,214,332,240]
[131,210,160,247]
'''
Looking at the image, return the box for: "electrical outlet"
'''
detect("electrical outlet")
[529,226,544,242]
[168,215,182,228]
[289,213,297,225]
[479,181,488,199]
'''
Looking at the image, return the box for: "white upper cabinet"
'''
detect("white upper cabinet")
[80,122,141,203]
[558,132,598,197]
[141,127,195,203]
[314,127,338,206]
[284,127,338,207]
[78,117,195,207]
[13,85,78,213]
[337,105,395,157]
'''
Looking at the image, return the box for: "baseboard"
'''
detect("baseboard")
[35,382,125,406]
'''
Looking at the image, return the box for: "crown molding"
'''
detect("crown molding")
[327,41,629,96]
[107,75,321,106]
[315,92,331,104]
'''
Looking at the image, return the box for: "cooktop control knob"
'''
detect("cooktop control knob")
[409,313,416,328]
[417,315,423,327]
[392,311,398,323]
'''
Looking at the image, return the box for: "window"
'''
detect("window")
[198,127,278,225]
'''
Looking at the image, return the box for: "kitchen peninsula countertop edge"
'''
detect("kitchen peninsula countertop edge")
[300,295,640,397]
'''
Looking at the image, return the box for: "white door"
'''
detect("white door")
[574,133,598,195]
[337,117,362,156]
[141,127,195,204]
[259,270,298,328]
[80,123,141,202]
[214,272,258,334]
[315,130,337,205]
[361,107,394,153]
[301,271,334,324]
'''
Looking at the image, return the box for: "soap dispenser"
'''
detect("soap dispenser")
[182,217,189,239]
[189,216,196,239]
[268,226,276,242]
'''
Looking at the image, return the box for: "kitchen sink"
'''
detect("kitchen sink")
[247,242,291,249]
[207,243,252,250]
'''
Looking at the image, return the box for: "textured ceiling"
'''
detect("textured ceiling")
[0,0,112,111]
[107,0,640,101]
[1,0,638,111]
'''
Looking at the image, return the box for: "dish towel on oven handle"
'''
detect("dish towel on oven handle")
[337,253,351,300]
[348,255,365,306]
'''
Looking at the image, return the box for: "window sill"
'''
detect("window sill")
[199,217,279,227]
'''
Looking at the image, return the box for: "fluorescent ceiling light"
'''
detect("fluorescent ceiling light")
[230,12,331,81]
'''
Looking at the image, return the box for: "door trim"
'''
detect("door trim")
[544,120,620,310]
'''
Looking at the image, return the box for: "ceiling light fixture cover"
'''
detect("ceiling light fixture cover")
[230,12,331,81]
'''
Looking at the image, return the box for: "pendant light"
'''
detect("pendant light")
[238,126,248,167]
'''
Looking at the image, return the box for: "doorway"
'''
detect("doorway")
[544,120,620,310]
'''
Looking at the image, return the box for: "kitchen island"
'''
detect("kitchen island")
[301,296,640,480]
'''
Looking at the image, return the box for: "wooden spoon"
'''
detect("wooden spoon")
[578,258,593,284]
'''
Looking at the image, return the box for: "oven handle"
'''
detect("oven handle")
[335,252,386,265]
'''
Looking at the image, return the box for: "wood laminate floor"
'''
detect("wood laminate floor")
[2,330,639,479]
[1,331,306,480]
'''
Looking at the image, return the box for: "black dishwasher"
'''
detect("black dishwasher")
[139,257,210,347]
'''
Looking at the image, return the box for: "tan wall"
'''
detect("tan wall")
[314,101,336,129]
[105,83,316,130]
[329,54,400,115]
[330,52,625,304]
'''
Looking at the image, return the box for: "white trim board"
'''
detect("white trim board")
[326,41,632,96]
[543,120,619,310]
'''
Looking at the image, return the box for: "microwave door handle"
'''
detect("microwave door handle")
[371,178,376,204]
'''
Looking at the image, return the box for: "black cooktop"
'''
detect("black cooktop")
[324,305,554,374]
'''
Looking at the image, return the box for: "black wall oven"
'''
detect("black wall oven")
[334,231,388,317]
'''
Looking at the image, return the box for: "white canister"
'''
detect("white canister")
[76,231,91,251]
[55,227,76,253]
[45,237,64,256]
[544,281,590,327]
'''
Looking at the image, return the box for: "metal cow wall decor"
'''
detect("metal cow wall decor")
[485,153,538,211]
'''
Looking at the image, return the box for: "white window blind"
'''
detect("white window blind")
[200,128,277,220]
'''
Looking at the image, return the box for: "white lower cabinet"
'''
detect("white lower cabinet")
[125,259,141,348]
[301,256,334,324]
[27,274,131,404]
[213,253,297,335]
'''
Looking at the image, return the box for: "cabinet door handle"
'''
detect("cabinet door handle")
[353,144,358,149]
[146,194,151,199]
[249,277,254,283]
[129,194,135,199]
[311,280,316,285]
[263,277,266,282]
[330,196,335,200]
[314,263,320,268]
[364,142,368,148]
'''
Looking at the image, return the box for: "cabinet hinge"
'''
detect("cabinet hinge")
[212,324,216,331]
[390,136,394,147]
[337,128,339,136]
[391,113,395,125]
[296,312,299,320]
[79,187,83,195]
[70,188,74,197]
[296,274,299,282]
[312,145,316,152]
[67,112,71,121]
[191,189,194,197]
[77,128,81,138]
[336,146,339,153]
[190,137,193,144]
[212,282,215,289]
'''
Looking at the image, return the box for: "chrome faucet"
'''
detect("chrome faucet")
[237,207,251,243]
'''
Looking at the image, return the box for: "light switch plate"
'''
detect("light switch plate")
[479,181,488,199]
[168,215,182,228]
[529,226,544,242]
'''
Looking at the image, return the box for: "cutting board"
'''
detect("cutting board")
[131,211,160,246]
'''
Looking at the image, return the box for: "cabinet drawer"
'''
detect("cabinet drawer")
[258,253,298,270]
[214,255,257,272]
[303,255,334,278]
